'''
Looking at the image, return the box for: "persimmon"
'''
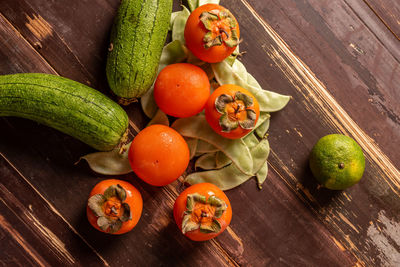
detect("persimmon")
[173,183,232,241]
[86,179,143,235]
[205,84,260,139]
[128,124,190,186]
[184,4,240,63]
[154,63,210,118]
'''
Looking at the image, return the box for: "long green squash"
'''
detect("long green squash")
[106,0,173,104]
[0,73,129,151]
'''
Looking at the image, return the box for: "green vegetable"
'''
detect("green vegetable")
[83,0,290,189]
[185,137,198,159]
[256,162,268,189]
[147,109,169,127]
[255,115,270,138]
[185,138,270,190]
[195,152,218,170]
[80,142,132,175]
[211,60,291,112]
[0,73,129,151]
[215,151,232,169]
[106,0,173,104]
[149,2,290,190]
[172,115,254,175]
[196,139,218,154]
[172,6,190,44]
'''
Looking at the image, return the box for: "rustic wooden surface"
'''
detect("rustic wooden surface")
[0,0,399,266]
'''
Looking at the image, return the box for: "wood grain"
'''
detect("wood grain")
[0,0,399,266]
[364,0,400,40]
[241,0,400,265]
[0,0,148,131]
[0,154,109,266]
[246,0,400,169]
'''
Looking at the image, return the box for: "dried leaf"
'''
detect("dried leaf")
[187,0,198,12]
[147,109,169,127]
[97,216,111,232]
[243,133,259,148]
[182,214,199,234]
[80,142,132,175]
[185,137,270,190]
[215,94,233,113]
[88,194,106,217]
[212,60,291,112]
[235,91,253,107]
[199,0,220,7]
[172,115,253,175]
[196,139,219,154]
[219,113,239,132]
[109,220,123,234]
[238,109,257,130]
[184,137,198,159]
[195,152,217,170]
[199,219,221,233]
[116,184,127,201]
[256,162,268,189]
[215,151,231,169]
[120,203,132,222]
[255,114,271,138]
[172,6,190,44]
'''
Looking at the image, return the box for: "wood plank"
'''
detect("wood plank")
[0,0,357,265]
[245,0,400,169]
[0,10,237,266]
[0,0,115,87]
[239,0,400,265]
[0,155,109,266]
[364,0,400,40]
[0,0,399,266]
[0,13,55,75]
[0,0,148,131]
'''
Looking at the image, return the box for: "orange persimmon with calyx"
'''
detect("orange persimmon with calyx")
[86,179,143,235]
[173,183,232,241]
[184,4,240,63]
[205,84,260,139]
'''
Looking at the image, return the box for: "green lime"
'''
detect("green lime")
[309,134,365,190]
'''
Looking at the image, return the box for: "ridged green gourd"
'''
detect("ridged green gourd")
[0,73,129,151]
[106,0,173,104]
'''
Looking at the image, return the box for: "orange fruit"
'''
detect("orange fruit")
[128,125,190,186]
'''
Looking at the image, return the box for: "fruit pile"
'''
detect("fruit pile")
[81,0,291,238]
[0,0,365,241]
[83,0,365,238]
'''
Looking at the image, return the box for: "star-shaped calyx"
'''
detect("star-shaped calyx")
[200,8,239,49]
[88,184,132,233]
[215,91,257,132]
[181,193,227,234]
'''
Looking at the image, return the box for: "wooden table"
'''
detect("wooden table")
[1,0,399,266]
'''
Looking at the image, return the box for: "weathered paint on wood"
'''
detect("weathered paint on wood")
[241,0,400,265]
[0,0,399,266]
[363,0,400,40]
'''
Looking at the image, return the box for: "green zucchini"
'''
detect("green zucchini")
[0,73,129,151]
[106,0,173,104]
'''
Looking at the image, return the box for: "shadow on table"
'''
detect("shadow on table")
[296,155,342,208]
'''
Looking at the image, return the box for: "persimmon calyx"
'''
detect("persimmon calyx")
[215,91,257,132]
[88,184,132,233]
[181,193,227,234]
[200,9,239,49]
